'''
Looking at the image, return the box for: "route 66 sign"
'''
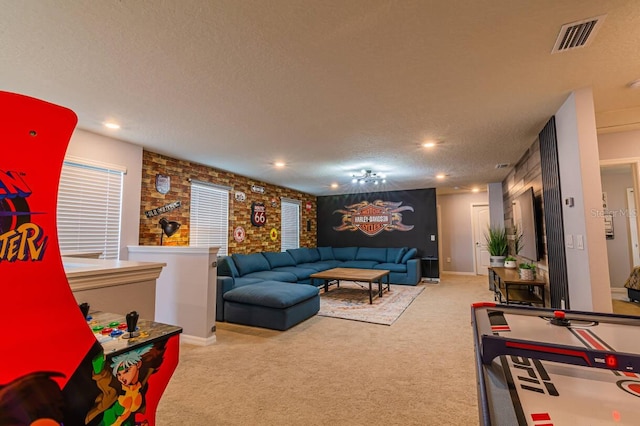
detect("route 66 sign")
[251,202,266,227]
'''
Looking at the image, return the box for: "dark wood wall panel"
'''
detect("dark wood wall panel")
[538,117,570,308]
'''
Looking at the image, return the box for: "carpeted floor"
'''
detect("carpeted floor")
[156,275,640,425]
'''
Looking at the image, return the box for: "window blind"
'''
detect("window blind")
[281,199,300,252]
[57,160,124,259]
[189,181,229,255]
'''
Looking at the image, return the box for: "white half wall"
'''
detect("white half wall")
[556,88,611,312]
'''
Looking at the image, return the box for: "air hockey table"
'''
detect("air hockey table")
[471,302,640,425]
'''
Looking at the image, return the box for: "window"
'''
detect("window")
[189,180,229,255]
[57,157,124,259]
[281,198,300,252]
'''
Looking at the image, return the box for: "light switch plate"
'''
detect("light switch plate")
[566,234,574,249]
[576,234,584,250]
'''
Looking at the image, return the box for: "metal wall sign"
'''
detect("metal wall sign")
[251,202,266,226]
[251,185,265,194]
[333,200,414,236]
[235,191,246,202]
[155,174,170,194]
[145,201,181,218]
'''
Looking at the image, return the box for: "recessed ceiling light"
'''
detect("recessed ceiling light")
[274,161,286,168]
[331,183,339,189]
[472,187,479,193]
[436,174,445,180]
[422,142,436,148]
[104,122,120,129]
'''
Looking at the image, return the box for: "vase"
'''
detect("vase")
[504,260,517,269]
[490,256,506,267]
[519,268,535,281]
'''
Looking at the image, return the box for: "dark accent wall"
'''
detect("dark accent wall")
[539,117,570,309]
[317,188,438,257]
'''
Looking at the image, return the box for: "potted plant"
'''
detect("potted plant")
[504,256,517,269]
[485,226,508,267]
[519,262,536,281]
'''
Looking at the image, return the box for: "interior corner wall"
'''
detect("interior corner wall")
[556,88,612,312]
[317,189,437,257]
[66,129,143,260]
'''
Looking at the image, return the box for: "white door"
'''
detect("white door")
[627,188,640,266]
[472,204,490,275]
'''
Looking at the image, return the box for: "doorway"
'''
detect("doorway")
[472,204,490,275]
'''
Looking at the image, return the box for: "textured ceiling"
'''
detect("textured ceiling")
[2,1,640,195]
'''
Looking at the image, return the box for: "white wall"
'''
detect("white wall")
[65,129,143,260]
[438,191,489,273]
[600,169,634,287]
[556,88,611,312]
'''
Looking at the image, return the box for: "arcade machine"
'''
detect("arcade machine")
[472,302,640,425]
[0,91,181,425]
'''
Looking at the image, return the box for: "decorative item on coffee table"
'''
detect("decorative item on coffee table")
[518,262,536,281]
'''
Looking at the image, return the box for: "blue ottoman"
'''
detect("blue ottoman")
[223,281,320,330]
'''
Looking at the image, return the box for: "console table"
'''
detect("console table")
[488,266,546,307]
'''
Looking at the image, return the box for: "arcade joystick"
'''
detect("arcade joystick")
[79,302,90,320]
[124,310,140,339]
[550,310,571,326]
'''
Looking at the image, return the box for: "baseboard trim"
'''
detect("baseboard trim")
[611,287,626,295]
[441,271,477,276]
[181,334,217,346]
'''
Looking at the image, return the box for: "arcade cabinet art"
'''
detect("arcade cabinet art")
[0,91,181,425]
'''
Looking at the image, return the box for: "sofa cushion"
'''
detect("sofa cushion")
[401,248,418,264]
[223,281,318,309]
[287,248,312,264]
[232,253,271,276]
[296,260,341,271]
[374,262,408,273]
[218,256,239,277]
[262,251,296,269]
[272,266,317,280]
[333,247,358,261]
[387,247,407,263]
[243,270,298,282]
[234,277,265,287]
[341,260,378,269]
[317,246,335,260]
[356,247,387,263]
[307,248,321,262]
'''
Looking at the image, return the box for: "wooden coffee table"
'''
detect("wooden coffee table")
[309,267,391,304]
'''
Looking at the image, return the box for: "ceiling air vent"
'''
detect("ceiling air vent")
[552,15,606,53]
[495,163,510,169]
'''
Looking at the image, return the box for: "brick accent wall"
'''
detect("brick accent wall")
[139,150,317,253]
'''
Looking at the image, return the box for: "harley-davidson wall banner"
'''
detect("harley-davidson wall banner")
[155,174,170,194]
[333,200,414,236]
[251,202,266,226]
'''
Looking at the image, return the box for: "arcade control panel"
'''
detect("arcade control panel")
[79,303,182,357]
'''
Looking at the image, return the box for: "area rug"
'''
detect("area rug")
[317,281,425,325]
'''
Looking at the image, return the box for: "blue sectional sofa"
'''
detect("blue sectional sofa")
[216,246,421,325]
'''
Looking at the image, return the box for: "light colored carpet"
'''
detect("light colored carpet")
[317,282,424,325]
[157,274,489,426]
[156,275,637,425]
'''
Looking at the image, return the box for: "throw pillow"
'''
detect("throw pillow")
[401,248,417,264]
[394,247,408,263]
